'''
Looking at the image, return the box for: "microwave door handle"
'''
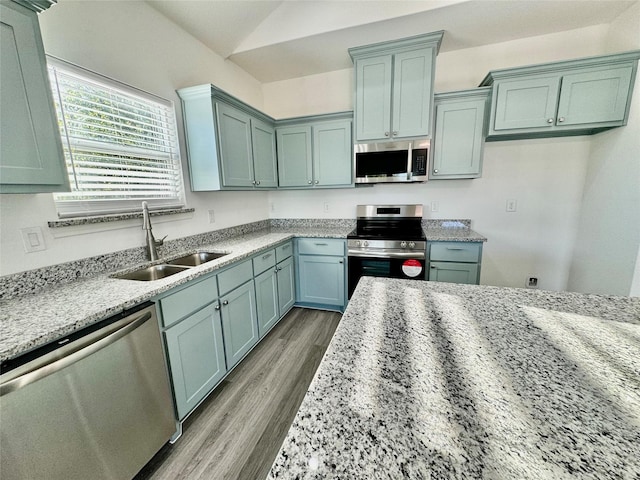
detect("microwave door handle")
[407,144,412,179]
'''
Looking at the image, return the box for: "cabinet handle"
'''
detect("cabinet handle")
[314,180,319,184]
[446,247,464,251]
[277,266,282,271]
[256,180,261,185]
[547,118,554,124]
[384,131,390,137]
[252,180,257,185]
[308,180,312,184]
[274,267,279,273]
[314,243,328,246]
[262,253,272,260]
[282,244,290,250]
[393,131,398,136]
[222,300,229,306]
[430,266,437,269]
[558,117,565,123]
[339,260,343,264]
[215,303,221,310]
[433,169,438,173]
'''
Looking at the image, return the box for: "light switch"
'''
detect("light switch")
[431,201,439,212]
[21,227,46,253]
[506,199,517,212]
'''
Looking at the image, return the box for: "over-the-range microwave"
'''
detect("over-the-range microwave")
[354,139,429,184]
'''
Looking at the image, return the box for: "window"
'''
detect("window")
[48,57,185,218]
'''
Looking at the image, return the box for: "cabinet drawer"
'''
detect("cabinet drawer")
[253,249,276,275]
[276,241,293,263]
[218,260,253,296]
[430,242,481,263]
[297,238,345,256]
[160,275,218,328]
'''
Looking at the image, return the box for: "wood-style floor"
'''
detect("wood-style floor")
[135,307,341,480]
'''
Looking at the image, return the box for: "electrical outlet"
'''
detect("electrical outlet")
[526,276,539,289]
[20,227,46,253]
[270,202,275,212]
[430,201,439,212]
[506,199,517,212]
[208,210,215,223]
[323,202,330,213]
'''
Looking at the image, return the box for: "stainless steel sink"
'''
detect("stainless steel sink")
[167,251,228,267]
[113,264,191,281]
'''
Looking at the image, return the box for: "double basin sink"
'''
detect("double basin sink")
[114,252,228,281]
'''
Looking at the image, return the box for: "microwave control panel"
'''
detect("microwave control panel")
[412,148,428,176]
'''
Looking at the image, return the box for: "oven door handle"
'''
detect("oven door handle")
[348,250,425,260]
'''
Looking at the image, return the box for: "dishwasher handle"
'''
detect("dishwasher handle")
[0,310,152,396]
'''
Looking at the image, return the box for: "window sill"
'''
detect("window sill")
[48,207,195,228]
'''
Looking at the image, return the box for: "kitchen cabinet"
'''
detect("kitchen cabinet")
[430,88,490,180]
[295,238,346,310]
[427,241,482,285]
[177,85,277,191]
[276,114,352,188]
[220,279,259,369]
[158,274,224,420]
[254,242,295,338]
[164,302,226,420]
[349,32,444,142]
[480,51,640,140]
[0,0,70,194]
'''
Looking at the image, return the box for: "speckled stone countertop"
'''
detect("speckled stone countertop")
[423,219,487,242]
[268,277,640,479]
[0,226,351,363]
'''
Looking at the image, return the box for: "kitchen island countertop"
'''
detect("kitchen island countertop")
[267,277,640,479]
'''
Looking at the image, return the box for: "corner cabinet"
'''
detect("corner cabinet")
[295,238,347,311]
[349,31,444,142]
[430,88,490,180]
[427,241,482,285]
[276,113,353,188]
[0,0,70,194]
[177,85,277,191]
[480,51,640,140]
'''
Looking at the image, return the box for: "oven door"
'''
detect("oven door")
[348,253,426,297]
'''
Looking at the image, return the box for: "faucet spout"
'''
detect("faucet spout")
[142,202,165,261]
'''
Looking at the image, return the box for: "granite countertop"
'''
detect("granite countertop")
[0,226,351,363]
[268,277,640,479]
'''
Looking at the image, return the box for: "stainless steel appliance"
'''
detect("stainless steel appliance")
[354,139,429,184]
[348,204,426,296]
[0,302,176,480]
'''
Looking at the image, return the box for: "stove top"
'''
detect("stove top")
[348,204,425,242]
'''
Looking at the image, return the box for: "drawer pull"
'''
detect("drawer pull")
[430,265,437,269]
[262,253,272,260]
[282,244,290,250]
[314,243,328,246]
[446,247,464,251]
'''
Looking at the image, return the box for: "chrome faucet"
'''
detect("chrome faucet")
[142,201,166,261]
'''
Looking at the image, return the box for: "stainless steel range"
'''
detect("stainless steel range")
[347,204,426,297]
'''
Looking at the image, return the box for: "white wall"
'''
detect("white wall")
[567,1,640,296]
[0,0,270,276]
[264,27,614,291]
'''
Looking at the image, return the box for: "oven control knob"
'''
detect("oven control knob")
[409,241,416,248]
[355,240,361,247]
[363,241,369,247]
[400,241,407,248]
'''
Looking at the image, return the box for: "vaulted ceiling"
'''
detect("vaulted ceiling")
[145,0,636,83]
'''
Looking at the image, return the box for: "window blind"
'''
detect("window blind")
[48,58,185,218]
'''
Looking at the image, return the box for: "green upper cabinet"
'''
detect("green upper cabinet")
[177,85,277,191]
[349,32,444,142]
[481,51,640,140]
[276,113,353,188]
[430,88,490,180]
[0,1,69,194]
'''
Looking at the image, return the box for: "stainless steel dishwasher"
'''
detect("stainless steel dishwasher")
[0,302,176,480]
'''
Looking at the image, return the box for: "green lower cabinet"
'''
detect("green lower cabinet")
[277,256,295,314]
[429,261,479,284]
[255,267,279,337]
[220,280,259,369]
[297,255,345,308]
[164,302,226,420]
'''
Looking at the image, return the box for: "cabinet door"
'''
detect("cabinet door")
[254,267,279,338]
[220,280,258,369]
[216,102,254,187]
[392,48,433,139]
[431,98,486,179]
[277,256,295,315]
[0,2,69,193]
[556,67,633,126]
[354,55,392,141]
[297,255,345,307]
[312,120,352,186]
[493,76,560,131]
[276,125,313,187]
[429,262,479,285]
[164,303,226,420]
[251,118,278,188]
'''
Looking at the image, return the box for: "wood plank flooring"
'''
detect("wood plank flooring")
[135,307,341,480]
